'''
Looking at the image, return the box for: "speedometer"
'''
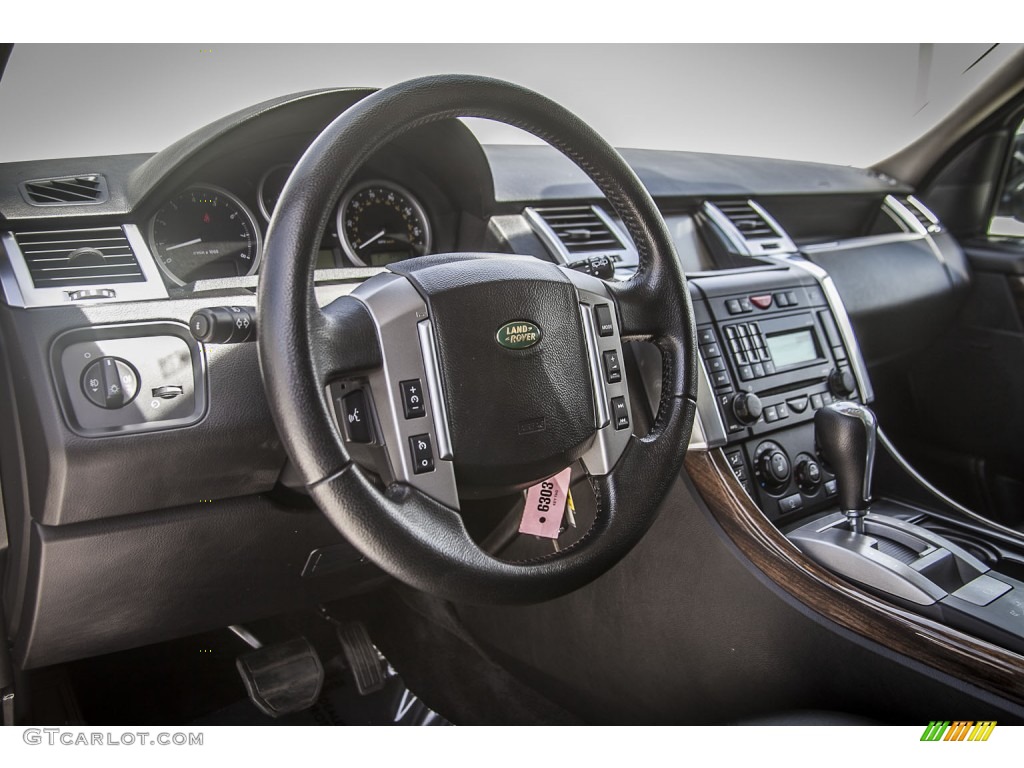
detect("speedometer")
[336,180,432,266]
[148,185,262,285]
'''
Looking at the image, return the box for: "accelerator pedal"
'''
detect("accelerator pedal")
[336,621,387,695]
[236,637,324,718]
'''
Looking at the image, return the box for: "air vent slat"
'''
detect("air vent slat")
[902,196,942,233]
[19,174,109,206]
[13,227,144,288]
[528,205,628,257]
[710,200,779,240]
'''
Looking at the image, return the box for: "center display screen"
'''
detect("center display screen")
[766,329,820,369]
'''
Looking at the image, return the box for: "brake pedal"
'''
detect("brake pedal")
[236,637,324,718]
[336,621,386,695]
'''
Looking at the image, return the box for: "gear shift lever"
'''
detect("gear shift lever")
[814,402,876,535]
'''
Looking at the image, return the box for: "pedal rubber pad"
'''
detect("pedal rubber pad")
[236,637,324,718]
[336,621,386,695]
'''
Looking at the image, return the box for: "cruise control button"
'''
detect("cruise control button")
[400,379,426,419]
[338,390,373,443]
[603,350,622,383]
[594,304,614,337]
[611,396,630,430]
[409,434,435,474]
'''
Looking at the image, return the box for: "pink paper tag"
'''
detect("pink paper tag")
[519,467,573,539]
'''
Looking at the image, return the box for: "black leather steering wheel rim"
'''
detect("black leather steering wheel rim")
[257,75,698,604]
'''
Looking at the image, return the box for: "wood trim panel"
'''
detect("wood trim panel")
[685,448,1024,705]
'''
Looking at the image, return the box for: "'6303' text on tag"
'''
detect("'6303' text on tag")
[519,467,573,539]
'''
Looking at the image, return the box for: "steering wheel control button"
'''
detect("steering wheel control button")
[602,350,622,383]
[399,379,426,419]
[338,390,372,443]
[594,304,615,337]
[82,356,139,409]
[610,396,630,430]
[409,434,435,474]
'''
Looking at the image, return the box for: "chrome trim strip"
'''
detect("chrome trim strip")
[801,232,924,254]
[0,225,169,308]
[417,319,453,461]
[580,303,611,428]
[884,195,949,269]
[689,348,728,451]
[784,256,875,403]
[747,199,798,254]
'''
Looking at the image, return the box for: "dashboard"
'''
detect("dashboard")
[0,86,974,670]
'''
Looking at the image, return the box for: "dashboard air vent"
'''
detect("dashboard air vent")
[702,199,796,257]
[527,206,627,256]
[19,174,109,206]
[711,200,778,239]
[901,196,942,234]
[13,227,145,288]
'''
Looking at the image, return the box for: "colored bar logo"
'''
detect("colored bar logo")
[920,721,996,741]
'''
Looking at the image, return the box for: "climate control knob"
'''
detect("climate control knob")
[795,455,823,493]
[829,368,857,398]
[731,392,763,425]
[754,441,792,494]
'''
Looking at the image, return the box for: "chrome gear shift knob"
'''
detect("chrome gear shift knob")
[814,401,876,534]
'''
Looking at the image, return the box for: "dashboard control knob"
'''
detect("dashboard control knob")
[731,392,763,425]
[795,455,823,493]
[81,356,139,409]
[753,440,791,494]
[829,368,857,397]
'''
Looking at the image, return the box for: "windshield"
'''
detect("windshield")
[0,43,1020,167]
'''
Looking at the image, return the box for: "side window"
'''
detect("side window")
[989,119,1024,237]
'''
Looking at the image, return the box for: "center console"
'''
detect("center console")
[687,262,866,524]
[680,198,1024,657]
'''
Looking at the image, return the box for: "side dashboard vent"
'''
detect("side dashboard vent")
[524,205,634,263]
[702,199,796,256]
[13,227,145,288]
[19,174,109,206]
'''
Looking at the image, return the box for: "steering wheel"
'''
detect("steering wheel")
[257,75,697,604]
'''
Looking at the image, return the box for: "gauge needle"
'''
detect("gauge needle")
[165,237,203,251]
[358,230,386,250]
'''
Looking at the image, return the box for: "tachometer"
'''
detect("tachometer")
[148,185,262,285]
[337,180,432,266]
